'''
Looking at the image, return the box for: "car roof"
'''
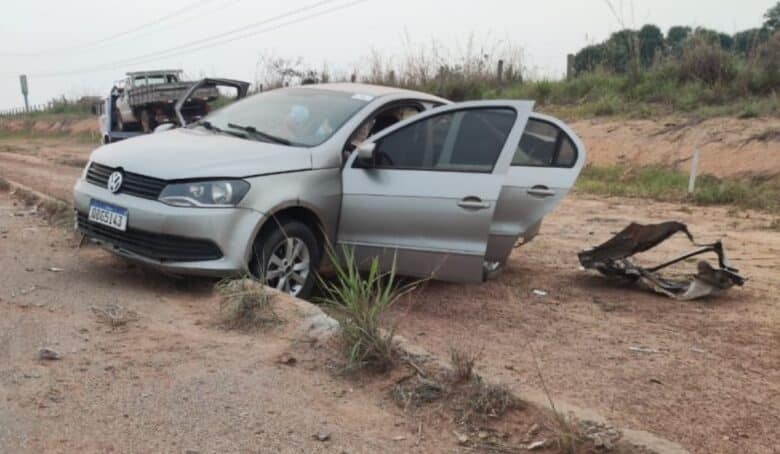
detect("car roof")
[303,83,447,102]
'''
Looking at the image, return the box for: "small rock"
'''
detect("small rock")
[526,423,541,437]
[527,439,547,450]
[25,267,34,272]
[313,431,331,442]
[649,378,663,385]
[532,289,547,297]
[477,431,489,439]
[47,267,64,272]
[276,354,297,366]
[453,430,469,445]
[392,436,406,441]
[37,348,60,361]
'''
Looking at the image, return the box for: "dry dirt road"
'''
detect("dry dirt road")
[1,130,779,453]
[0,190,482,454]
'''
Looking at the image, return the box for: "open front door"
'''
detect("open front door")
[338,101,533,282]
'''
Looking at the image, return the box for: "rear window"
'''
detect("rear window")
[512,119,578,167]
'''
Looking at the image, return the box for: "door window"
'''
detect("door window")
[512,118,578,167]
[361,108,516,173]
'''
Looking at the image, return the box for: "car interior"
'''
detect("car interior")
[342,104,423,165]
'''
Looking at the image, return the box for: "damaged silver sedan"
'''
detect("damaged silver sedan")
[579,221,745,300]
[74,83,587,298]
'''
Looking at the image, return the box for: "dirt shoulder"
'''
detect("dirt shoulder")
[0,190,457,453]
[568,116,780,180]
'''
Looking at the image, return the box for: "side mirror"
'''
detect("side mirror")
[356,142,376,162]
[153,123,176,133]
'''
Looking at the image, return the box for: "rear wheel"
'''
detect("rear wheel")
[140,109,156,133]
[250,219,321,298]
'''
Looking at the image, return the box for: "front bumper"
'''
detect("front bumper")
[73,178,264,276]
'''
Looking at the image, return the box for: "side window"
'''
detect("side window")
[363,108,516,172]
[345,104,423,153]
[512,119,578,167]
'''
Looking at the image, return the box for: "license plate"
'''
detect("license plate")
[88,199,128,231]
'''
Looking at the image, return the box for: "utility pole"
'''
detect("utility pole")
[19,75,29,112]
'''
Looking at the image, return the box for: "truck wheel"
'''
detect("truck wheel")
[140,109,156,133]
[250,219,321,299]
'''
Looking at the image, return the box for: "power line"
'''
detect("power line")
[0,0,217,57]
[30,0,368,78]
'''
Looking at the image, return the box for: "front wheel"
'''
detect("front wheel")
[250,220,321,299]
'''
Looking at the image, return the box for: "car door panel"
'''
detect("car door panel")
[338,100,534,282]
[485,114,587,263]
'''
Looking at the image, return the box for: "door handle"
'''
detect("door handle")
[458,197,490,210]
[527,186,556,198]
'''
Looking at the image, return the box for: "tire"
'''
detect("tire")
[250,219,321,299]
[140,109,156,133]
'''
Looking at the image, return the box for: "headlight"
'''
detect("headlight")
[158,179,250,207]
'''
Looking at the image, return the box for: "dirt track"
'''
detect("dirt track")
[1,129,779,453]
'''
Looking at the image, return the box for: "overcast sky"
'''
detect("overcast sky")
[0,0,773,109]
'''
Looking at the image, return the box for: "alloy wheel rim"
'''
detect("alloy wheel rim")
[264,237,310,296]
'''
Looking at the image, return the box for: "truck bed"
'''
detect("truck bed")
[127,83,218,108]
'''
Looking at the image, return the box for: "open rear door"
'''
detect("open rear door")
[486,113,587,264]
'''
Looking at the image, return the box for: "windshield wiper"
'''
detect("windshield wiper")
[227,123,292,145]
[195,120,246,138]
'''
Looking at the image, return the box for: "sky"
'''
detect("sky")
[0,0,774,110]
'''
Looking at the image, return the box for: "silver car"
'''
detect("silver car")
[73,83,586,297]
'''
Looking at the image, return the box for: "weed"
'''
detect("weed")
[216,278,278,329]
[451,378,521,424]
[91,303,139,327]
[449,348,480,384]
[318,246,417,372]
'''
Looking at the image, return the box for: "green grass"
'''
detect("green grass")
[317,246,418,372]
[576,165,780,212]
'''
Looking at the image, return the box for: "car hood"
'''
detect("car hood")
[90,128,311,180]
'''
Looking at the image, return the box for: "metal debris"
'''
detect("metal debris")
[579,221,745,300]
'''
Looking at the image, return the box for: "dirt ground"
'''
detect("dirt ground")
[1,123,779,453]
[2,189,567,453]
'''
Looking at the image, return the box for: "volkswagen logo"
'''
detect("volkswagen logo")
[107,171,123,193]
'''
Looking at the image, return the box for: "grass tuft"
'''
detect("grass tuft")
[318,246,417,372]
[216,278,278,329]
[0,177,9,192]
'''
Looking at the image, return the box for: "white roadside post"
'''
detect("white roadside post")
[688,148,700,194]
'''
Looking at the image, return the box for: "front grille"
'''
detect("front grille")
[77,212,223,262]
[86,162,168,200]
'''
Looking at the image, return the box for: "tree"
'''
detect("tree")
[638,24,664,66]
[733,28,771,55]
[765,2,780,31]
[666,26,692,48]
[574,43,607,73]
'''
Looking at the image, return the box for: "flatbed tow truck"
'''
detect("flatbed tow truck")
[96,75,249,144]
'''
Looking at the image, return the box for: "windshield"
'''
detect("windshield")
[200,87,370,147]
